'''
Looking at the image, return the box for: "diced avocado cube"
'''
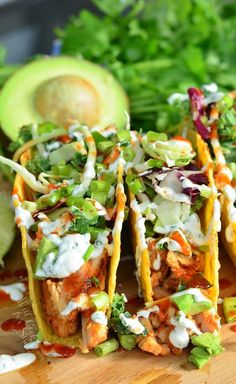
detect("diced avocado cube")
[171,294,194,314]
[34,237,58,277]
[191,333,224,356]
[189,301,212,316]
[223,297,236,323]
[83,200,99,221]
[188,347,211,369]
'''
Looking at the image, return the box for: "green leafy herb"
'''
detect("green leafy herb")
[0,44,19,88]
[90,276,100,287]
[109,293,147,336]
[26,155,51,175]
[69,207,99,234]
[56,0,236,132]
[8,125,32,153]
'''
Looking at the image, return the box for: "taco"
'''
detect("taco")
[0,122,126,352]
[169,85,236,266]
[125,130,219,307]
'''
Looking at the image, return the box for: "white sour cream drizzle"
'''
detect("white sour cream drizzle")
[153,212,211,247]
[0,353,36,374]
[91,230,109,259]
[153,253,161,271]
[137,305,159,319]
[167,93,189,105]
[91,311,108,326]
[169,311,202,349]
[24,340,41,350]
[73,159,96,197]
[130,199,147,252]
[35,233,91,278]
[0,282,26,301]
[12,195,34,230]
[125,145,145,173]
[109,157,126,175]
[182,177,212,197]
[202,83,218,93]
[202,83,224,105]
[157,237,182,253]
[46,141,61,152]
[182,213,212,246]
[38,215,71,237]
[171,288,211,303]
[61,294,90,316]
[153,180,191,204]
[210,136,236,242]
[119,313,145,335]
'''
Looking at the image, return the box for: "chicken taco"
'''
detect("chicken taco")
[125,129,219,306]
[0,122,127,352]
[169,84,236,267]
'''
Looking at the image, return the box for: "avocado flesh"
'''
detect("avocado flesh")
[188,347,211,369]
[0,56,129,140]
[189,333,224,369]
[171,293,212,315]
[223,297,236,323]
[34,237,58,277]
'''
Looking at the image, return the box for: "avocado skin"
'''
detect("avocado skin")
[0,56,129,140]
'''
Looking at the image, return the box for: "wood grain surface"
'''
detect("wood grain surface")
[0,233,236,384]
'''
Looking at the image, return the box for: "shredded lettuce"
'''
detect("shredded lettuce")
[12,128,66,162]
[142,135,194,166]
[0,156,49,194]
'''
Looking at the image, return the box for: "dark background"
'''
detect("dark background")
[0,0,95,63]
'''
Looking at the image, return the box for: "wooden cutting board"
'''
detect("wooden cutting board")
[0,233,236,384]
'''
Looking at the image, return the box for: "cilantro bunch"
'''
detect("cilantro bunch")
[56,0,236,133]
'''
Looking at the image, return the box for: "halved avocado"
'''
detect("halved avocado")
[0,56,129,140]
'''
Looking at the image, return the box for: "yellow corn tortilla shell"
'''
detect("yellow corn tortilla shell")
[13,151,125,347]
[128,187,153,303]
[108,161,127,302]
[219,193,236,268]
[129,131,219,308]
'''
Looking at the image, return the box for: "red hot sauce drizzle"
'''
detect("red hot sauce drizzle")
[39,343,76,358]
[1,319,26,332]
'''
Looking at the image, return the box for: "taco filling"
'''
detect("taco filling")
[1,122,127,351]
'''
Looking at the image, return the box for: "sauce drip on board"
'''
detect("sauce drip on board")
[39,343,76,358]
[1,319,26,332]
[0,290,10,301]
[230,324,236,333]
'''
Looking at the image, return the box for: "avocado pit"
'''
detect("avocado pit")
[35,75,100,127]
